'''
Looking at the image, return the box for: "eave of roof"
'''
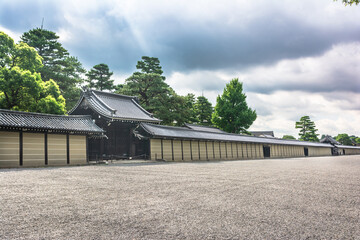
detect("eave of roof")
[335,144,360,149]
[184,123,226,133]
[0,109,104,134]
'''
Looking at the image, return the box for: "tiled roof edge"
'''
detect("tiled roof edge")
[130,99,161,122]
[67,91,85,115]
[141,123,333,147]
[91,91,117,113]
[91,89,138,100]
[0,109,92,119]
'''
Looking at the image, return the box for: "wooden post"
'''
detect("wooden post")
[44,133,48,165]
[19,131,23,166]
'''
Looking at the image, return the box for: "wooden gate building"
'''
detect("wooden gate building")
[69,89,161,160]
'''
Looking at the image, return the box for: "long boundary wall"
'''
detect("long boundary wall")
[150,139,336,161]
[0,131,88,168]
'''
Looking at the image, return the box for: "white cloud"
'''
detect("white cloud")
[247,90,360,137]
[239,42,360,93]
[0,25,21,42]
[166,42,360,137]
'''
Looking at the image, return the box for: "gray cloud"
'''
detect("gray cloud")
[1,0,360,77]
[1,0,360,137]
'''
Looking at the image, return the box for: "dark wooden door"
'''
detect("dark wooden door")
[263,146,270,158]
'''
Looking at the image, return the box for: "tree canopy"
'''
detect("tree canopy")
[194,96,213,126]
[337,0,360,5]
[136,56,164,76]
[282,135,296,140]
[118,56,209,126]
[212,78,257,134]
[21,28,85,110]
[86,63,115,91]
[295,116,319,142]
[0,31,66,114]
[335,133,353,145]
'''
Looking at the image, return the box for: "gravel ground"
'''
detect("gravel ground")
[1,155,360,239]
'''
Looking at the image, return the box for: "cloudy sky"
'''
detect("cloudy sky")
[1,0,359,137]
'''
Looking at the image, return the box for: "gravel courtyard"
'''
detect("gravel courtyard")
[1,156,359,239]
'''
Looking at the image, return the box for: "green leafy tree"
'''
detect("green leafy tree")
[336,0,359,5]
[349,135,360,145]
[335,133,353,145]
[86,63,115,91]
[282,135,296,140]
[212,78,257,134]
[295,116,319,142]
[194,96,213,126]
[20,28,85,110]
[0,31,66,114]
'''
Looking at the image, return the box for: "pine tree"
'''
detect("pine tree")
[194,96,213,126]
[295,116,319,142]
[86,63,114,91]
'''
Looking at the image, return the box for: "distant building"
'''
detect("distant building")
[184,123,226,133]
[249,131,275,138]
[320,135,340,145]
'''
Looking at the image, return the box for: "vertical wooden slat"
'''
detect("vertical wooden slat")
[66,134,70,164]
[198,141,201,160]
[44,133,48,165]
[190,140,193,160]
[212,141,215,159]
[161,139,164,159]
[171,140,174,161]
[19,131,23,166]
[181,140,184,161]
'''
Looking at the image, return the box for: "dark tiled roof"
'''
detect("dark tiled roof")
[70,89,161,123]
[336,144,360,149]
[320,135,340,145]
[140,123,333,148]
[250,131,275,137]
[0,109,104,134]
[184,123,226,133]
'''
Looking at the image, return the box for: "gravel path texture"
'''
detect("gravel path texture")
[1,155,360,239]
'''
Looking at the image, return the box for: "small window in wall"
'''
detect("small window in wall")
[304,147,308,157]
[263,146,270,158]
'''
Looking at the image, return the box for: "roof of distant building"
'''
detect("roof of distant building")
[0,109,104,134]
[320,135,340,145]
[69,89,161,123]
[184,123,226,133]
[249,131,275,137]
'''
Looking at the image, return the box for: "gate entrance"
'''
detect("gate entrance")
[304,147,309,157]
